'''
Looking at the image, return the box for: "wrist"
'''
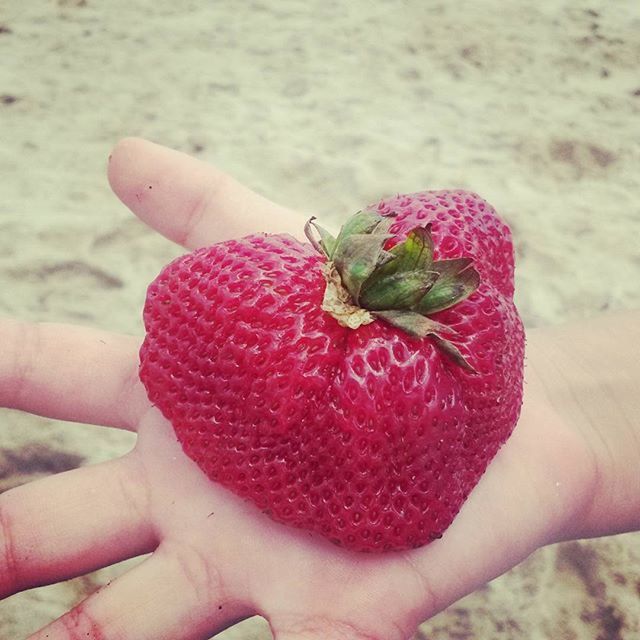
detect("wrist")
[527,313,640,541]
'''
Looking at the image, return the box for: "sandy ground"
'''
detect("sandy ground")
[1,0,639,638]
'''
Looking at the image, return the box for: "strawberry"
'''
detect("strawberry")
[139,191,524,552]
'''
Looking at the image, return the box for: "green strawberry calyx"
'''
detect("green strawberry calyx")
[304,210,480,371]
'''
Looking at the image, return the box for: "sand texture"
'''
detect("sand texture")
[1,0,640,638]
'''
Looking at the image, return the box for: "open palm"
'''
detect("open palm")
[0,139,596,640]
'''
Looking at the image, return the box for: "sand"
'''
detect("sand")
[1,0,639,637]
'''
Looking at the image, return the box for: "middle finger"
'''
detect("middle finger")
[0,319,148,431]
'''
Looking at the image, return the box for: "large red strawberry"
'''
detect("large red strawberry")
[139,191,524,552]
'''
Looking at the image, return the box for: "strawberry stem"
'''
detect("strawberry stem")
[306,211,480,370]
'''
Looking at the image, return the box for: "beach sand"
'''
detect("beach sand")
[1,0,639,637]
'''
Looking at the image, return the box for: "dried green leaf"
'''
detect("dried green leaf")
[416,258,480,315]
[333,234,393,299]
[331,210,391,260]
[373,309,455,338]
[304,218,338,258]
[359,270,439,311]
[389,226,434,271]
[374,310,475,371]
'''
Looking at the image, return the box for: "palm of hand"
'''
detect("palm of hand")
[0,138,595,640]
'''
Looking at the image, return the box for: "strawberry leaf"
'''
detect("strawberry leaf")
[359,270,439,310]
[374,310,476,372]
[310,210,481,371]
[416,258,480,315]
[359,226,438,310]
[305,217,338,258]
[333,234,394,300]
[331,210,391,260]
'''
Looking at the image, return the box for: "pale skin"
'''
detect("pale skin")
[0,138,638,640]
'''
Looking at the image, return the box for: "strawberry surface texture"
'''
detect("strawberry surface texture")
[139,191,525,552]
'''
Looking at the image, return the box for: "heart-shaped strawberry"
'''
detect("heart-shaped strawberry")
[139,191,524,552]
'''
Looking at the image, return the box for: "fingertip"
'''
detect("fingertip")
[107,137,157,198]
[106,137,221,246]
[108,136,144,170]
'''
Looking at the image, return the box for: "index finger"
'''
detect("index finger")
[107,138,305,249]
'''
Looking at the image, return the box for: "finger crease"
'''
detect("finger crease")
[180,180,220,248]
[117,360,146,430]
[116,454,152,525]
[401,553,438,619]
[168,540,226,608]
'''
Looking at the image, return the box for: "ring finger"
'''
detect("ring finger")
[0,452,156,599]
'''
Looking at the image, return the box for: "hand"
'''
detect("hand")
[0,138,597,640]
